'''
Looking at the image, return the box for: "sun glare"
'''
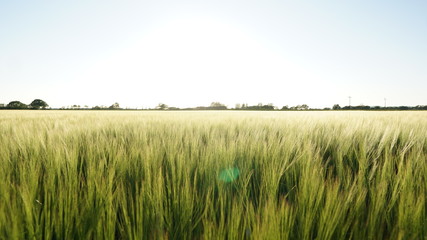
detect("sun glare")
[75,17,313,108]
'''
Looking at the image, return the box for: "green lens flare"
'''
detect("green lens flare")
[219,168,240,182]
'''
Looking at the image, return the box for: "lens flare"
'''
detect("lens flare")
[219,168,240,183]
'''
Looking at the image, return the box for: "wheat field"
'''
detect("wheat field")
[0,111,426,239]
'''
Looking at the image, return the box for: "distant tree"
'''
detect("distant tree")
[109,102,120,109]
[357,105,371,110]
[290,104,309,110]
[281,105,289,110]
[267,103,278,110]
[332,104,341,110]
[262,104,275,110]
[30,99,48,109]
[300,104,309,110]
[156,103,168,110]
[241,104,275,110]
[209,102,227,110]
[7,101,27,109]
[210,102,226,107]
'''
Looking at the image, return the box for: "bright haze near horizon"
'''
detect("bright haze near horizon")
[1,1,426,109]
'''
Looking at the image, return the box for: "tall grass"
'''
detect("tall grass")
[0,111,426,239]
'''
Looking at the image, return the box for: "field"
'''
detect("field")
[0,111,426,239]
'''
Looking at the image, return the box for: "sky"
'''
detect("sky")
[1,1,426,109]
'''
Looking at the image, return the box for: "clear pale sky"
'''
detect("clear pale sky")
[1,1,426,109]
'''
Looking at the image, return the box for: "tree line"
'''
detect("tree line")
[1,99,426,111]
[151,102,427,111]
[0,99,49,109]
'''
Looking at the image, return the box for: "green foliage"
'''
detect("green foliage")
[6,101,27,109]
[290,104,309,110]
[240,103,275,110]
[209,102,227,110]
[156,103,168,110]
[332,104,341,110]
[281,105,289,110]
[30,99,48,109]
[0,111,426,239]
[109,102,121,109]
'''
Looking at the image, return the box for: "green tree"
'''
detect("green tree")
[156,103,168,110]
[209,102,227,110]
[300,104,309,110]
[332,104,341,110]
[109,102,120,109]
[7,101,27,109]
[30,99,49,109]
